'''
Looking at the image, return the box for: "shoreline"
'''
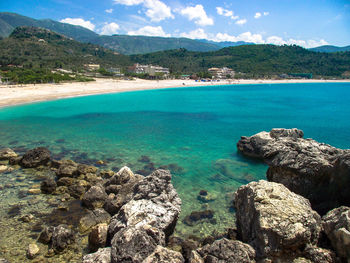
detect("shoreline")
[0,78,349,109]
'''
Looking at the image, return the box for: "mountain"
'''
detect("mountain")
[0,12,221,54]
[309,45,350,53]
[131,45,350,78]
[198,39,255,48]
[0,26,131,83]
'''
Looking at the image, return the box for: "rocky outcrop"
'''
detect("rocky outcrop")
[0,148,17,160]
[234,180,321,260]
[20,147,51,168]
[237,128,350,213]
[107,169,181,262]
[191,238,256,263]
[322,206,350,262]
[83,247,111,263]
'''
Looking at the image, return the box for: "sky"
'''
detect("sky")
[1,0,350,48]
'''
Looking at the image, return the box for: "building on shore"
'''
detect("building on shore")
[128,63,169,77]
[84,64,100,71]
[208,67,235,79]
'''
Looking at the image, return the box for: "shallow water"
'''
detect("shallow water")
[0,82,350,259]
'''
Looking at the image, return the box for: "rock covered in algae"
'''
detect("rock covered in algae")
[322,206,350,262]
[20,147,51,168]
[237,128,350,214]
[234,180,321,259]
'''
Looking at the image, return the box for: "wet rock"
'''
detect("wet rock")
[322,206,350,261]
[89,223,108,252]
[26,243,40,259]
[0,165,7,173]
[77,164,98,175]
[0,148,17,160]
[56,160,78,178]
[143,245,184,263]
[79,208,111,233]
[20,147,51,168]
[108,166,135,185]
[195,238,256,263]
[40,178,57,194]
[50,224,75,253]
[181,239,199,262]
[237,128,350,214]
[82,184,108,209]
[99,170,114,179]
[38,226,54,244]
[183,210,214,226]
[83,247,111,263]
[57,177,75,187]
[54,185,69,195]
[234,180,321,259]
[68,180,89,199]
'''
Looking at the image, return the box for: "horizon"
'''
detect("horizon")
[0,0,349,48]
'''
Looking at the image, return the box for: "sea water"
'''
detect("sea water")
[0,82,350,241]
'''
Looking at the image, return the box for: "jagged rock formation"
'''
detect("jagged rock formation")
[237,128,350,214]
[234,180,322,260]
[323,206,350,262]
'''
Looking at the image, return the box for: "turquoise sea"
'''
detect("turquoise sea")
[1,82,350,242]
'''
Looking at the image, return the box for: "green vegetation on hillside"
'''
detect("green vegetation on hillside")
[0,26,131,83]
[131,45,350,78]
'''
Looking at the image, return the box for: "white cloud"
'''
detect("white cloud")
[105,9,113,13]
[113,0,173,22]
[128,25,170,37]
[216,7,238,20]
[263,12,269,16]
[266,36,286,45]
[60,18,95,31]
[285,38,328,48]
[180,28,208,39]
[99,22,120,35]
[180,5,214,26]
[254,12,261,19]
[114,0,143,5]
[235,19,247,25]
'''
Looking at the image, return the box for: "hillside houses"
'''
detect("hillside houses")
[128,63,169,77]
[208,67,235,79]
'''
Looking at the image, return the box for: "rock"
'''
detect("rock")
[0,258,10,263]
[303,245,336,263]
[183,210,214,226]
[79,208,111,233]
[20,147,51,168]
[77,164,98,175]
[322,206,350,261]
[82,185,108,209]
[40,178,57,194]
[111,227,162,263]
[181,239,199,262]
[83,247,111,263]
[197,190,216,203]
[138,155,151,163]
[20,214,34,223]
[38,226,55,244]
[0,148,17,160]
[189,251,204,263]
[234,180,321,259]
[56,160,78,178]
[26,243,40,259]
[237,128,350,214]
[50,224,75,253]
[9,156,21,165]
[195,238,256,263]
[143,245,184,263]
[57,177,75,186]
[89,223,108,252]
[108,169,181,238]
[0,165,7,173]
[68,182,88,199]
[99,170,114,179]
[28,188,41,195]
[108,166,135,185]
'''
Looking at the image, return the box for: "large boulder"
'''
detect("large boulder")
[83,247,111,263]
[237,128,350,214]
[0,148,17,160]
[234,180,321,259]
[193,238,256,263]
[322,206,350,262]
[20,147,51,168]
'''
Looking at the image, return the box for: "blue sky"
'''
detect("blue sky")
[1,0,349,47]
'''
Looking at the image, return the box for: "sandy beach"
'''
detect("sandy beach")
[0,78,349,108]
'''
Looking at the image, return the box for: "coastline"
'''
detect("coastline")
[0,78,349,108]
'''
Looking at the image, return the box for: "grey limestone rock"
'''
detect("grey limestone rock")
[322,206,350,262]
[20,147,51,168]
[83,247,111,263]
[237,128,350,214]
[195,238,256,263]
[234,180,321,259]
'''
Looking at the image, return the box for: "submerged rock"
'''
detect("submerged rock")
[237,128,350,214]
[194,238,256,263]
[0,148,17,160]
[322,206,350,262]
[234,180,321,259]
[20,147,51,168]
[183,210,214,226]
[83,247,111,263]
[40,178,57,194]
